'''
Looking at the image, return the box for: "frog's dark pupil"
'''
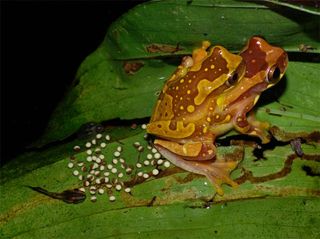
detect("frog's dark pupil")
[228,73,238,85]
[273,67,280,80]
[232,73,238,82]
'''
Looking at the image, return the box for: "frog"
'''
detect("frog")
[147,36,288,195]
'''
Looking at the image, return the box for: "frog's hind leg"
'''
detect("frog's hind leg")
[154,139,216,161]
[155,144,242,196]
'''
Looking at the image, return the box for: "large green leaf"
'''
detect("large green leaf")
[1,1,319,238]
[33,0,320,147]
[1,122,320,238]
[1,60,320,235]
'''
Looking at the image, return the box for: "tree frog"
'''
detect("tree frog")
[147,37,288,195]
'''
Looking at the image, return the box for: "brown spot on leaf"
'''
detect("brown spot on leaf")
[146,43,183,53]
[235,153,320,185]
[270,126,320,143]
[299,44,317,53]
[123,61,144,75]
[147,196,157,207]
[230,139,261,149]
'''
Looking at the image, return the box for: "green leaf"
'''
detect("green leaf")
[33,0,319,147]
[1,125,320,238]
[266,0,320,15]
[256,62,320,133]
[2,1,319,237]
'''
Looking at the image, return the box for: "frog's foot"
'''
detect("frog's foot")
[247,113,271,143]
[154,139,216,161]
[155,144,240,196]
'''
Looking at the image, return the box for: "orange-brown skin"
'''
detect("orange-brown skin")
[147,37,288,195]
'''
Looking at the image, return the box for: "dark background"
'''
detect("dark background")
[1,0,147,165]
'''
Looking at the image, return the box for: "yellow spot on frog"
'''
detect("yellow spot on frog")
[187,90,191,94]
[203,127,208,134]
[237,117,242,122]
[177,66,188,78]
[210,64,215,69]
[180,97,183,101]
[215,114,220,120]
[204,68,208,71]
[175,86,179,90]
[209,107,213,111]
[251,130,257,135]
[180,105,184,110]
[206,117,211,122]
[251,59,256,63]
[223,115,231,123]
[216,95,225,108]
[187,105,195,113]
[180,79,185,83]
[188,79,192,83]
[254,95,260,105]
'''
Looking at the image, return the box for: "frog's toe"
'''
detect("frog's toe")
[204,160,239,195]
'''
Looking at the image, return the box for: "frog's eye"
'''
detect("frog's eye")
[226,72,239,87]
[267,65,281,83]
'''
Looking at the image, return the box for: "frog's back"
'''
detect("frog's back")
[148,45,243,139]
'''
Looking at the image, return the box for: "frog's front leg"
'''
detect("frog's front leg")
[154,143,240,196]
[234,112,271,144]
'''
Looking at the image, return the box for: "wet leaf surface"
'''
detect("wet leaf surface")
[1,125,320,238]
[1,1,320,238]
